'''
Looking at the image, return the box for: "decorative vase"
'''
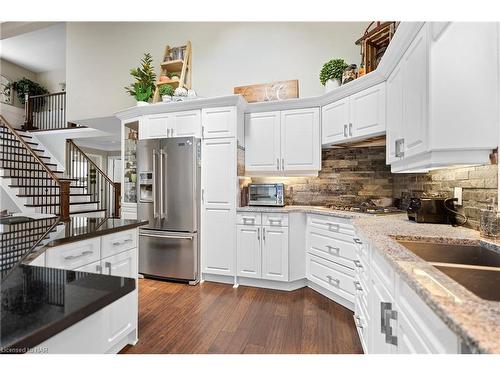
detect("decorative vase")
[325,79,340,92]
[136,101,149,106]
[162,95,172,102]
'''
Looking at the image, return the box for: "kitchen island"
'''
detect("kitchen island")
[0,216,147,354]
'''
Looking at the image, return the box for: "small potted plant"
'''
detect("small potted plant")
[125,53,156,106]
[320,59,348,92]
[159,84,175,102]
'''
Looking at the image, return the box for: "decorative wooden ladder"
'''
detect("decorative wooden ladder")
[153,41,192,102]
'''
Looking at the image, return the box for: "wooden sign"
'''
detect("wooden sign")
[234,80,299,103]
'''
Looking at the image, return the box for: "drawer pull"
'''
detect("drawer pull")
[105,261,112,275]
[112,238,133,246]
[353,260,363,268]
[242,218,255,224]
[268,218,282,224]
[353,238,363,245]
[354,281,363,291]
[354,315,363,328]
[64,250,93,261]
[326,275,340,287]
[326,245,340,256]
[328,223,340,232]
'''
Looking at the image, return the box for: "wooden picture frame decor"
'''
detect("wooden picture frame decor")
[234,80,299,103]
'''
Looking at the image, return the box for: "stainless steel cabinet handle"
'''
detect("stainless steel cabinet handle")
[262,227,266,241]
[242,218,255,224]
[105,261,112,275]
[353,238,363,245]
[202,125,205,138]
[328,223,339,232]
[395,138,405,158]
[281,158,284,170]
[326,245,340,255]
[268,219,282,225]
[353,260,363,268]
[64,250,93,261]
[354,315,363,328]
[326,276,340,286]
[381,302,398,346]
[354,281,363,291]
[112,238,133,246]
[257,227,260,241]
[277,158,280,170]
[201,188,205,203]
[152,149,158,218]
[349,122,353,137]
[343,124,348,137]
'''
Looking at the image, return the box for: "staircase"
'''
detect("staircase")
[0,115,118,219]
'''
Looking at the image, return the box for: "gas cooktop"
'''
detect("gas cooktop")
[328,204,403,215]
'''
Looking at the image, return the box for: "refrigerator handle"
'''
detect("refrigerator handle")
[160,149,166,219]
[152,149,158,219]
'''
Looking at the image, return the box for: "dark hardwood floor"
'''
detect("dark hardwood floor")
[120,278,363,354]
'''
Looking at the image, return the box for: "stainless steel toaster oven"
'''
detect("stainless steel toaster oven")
[248,183,285,207]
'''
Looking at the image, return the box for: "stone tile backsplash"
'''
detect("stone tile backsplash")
[242,146,498,231]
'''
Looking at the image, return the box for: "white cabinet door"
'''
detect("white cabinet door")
[202,106,236,139]
[386,62,404,163]
[402,25,429,158]
[74,260,102,274]
[350,83,386,139]
[370,271,397,354]
[321,97,349,145]
[201,138,236,276]
[143,114,175,139]
[103,290,137,352]
[280,108,320,172]
[236,225,262,278]
[173,110,201,138]
[261,225,289,281]
[244,111,281,172]
[102,248,137,279]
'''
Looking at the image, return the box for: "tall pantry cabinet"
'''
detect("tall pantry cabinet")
[201,107,243,279]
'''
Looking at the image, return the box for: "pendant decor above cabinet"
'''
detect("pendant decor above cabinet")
[153,41,192,103]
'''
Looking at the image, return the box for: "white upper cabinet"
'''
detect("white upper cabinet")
[202,106,237,139]
[245,112,281,172]
[173,110,201,138]
[386,62,404,164]
[321,97,349,144]
[387,22,499,172]
[281,108,321,172]
[321,83,386,146]
[244,108,321,174]
[350,83,386,139]
[140,110,201,139]
[401,25,428,159]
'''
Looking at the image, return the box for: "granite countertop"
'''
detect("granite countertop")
[0,264,135,352]
[238,205,500,353]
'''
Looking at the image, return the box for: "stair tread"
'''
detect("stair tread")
[0,144,45,153]
[0,159,56,166]
[0,130,33,139]
[17,193,92,197]
[24,200,100,207]
[70,208,107,215]
[1,167,63,174]
[0,137,38,146]
[8,184,87,188]
[2,176,77,181]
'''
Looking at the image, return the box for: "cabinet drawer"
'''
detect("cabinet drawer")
[307,214,355,237]
[236,212,262,226]
[75,260,102,274]
[307,253,355,302]
[101,229,137,258]
[45,238,101,270]
[262,212,288,227]
[307,226,357,265]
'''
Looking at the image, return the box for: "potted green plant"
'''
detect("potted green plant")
[320,59,348,92]
[159,84,175,102]
[125,53,157,106]
[4,78,48,104]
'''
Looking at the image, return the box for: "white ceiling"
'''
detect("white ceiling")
[0,23,66,73]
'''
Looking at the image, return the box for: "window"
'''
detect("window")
[0,75,13,105]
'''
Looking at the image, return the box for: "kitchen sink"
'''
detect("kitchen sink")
[397,240,500,301]
[0,216,34,225]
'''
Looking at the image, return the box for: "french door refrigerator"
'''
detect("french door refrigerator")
[137,137,201,284]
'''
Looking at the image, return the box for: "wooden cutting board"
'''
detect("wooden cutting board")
[234,80,299,103]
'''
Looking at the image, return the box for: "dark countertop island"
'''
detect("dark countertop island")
[0,215,148,353]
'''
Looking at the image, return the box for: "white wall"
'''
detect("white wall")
[0,58,38,107]
[37,68,66,93]
[66,22,367,122]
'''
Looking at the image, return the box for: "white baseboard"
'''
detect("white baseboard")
[237,276,307,291]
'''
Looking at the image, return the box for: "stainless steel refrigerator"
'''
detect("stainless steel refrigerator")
[136,137,201,284]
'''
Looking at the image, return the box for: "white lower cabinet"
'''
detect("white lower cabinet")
[354,235,460,354]
[236,225,262,278]
[75,260,102,274]
[236,213,289,282]
[262,225,289,281]
[101,248,138,278]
